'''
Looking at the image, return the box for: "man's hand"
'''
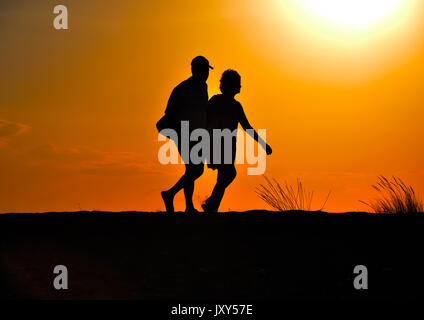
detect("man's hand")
[266,144,272,155]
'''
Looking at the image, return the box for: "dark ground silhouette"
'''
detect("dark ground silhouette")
[0,211,423,300]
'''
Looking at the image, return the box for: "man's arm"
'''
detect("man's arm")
[164,86,181,119]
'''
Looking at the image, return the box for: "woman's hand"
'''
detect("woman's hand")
[266,144,272,155]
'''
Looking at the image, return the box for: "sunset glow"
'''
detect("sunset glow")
[296,0,404,30]
[1,0,424,213]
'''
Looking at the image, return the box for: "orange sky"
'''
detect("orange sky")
[1,0,424,213]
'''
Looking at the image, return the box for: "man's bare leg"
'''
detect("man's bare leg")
[161,176,184,213]
[184,163,204,212]
[183,177,198,213]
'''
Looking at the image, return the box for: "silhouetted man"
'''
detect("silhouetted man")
[160,56,213,213]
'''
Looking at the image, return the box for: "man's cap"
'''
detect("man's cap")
[191,56,214,70]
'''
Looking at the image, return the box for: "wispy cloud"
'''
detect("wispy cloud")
[26,144,170,176]
[0,119,30,147]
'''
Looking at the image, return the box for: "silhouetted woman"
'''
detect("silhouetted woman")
[202,70,272,212]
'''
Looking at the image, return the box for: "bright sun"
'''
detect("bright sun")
[297,0,404,30]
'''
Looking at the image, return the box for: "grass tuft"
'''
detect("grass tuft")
[360,176,423,214]
[255,176,330,212]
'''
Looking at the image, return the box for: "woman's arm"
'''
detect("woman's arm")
[239,108,272,155]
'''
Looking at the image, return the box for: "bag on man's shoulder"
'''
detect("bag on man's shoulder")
[156,114,178,139]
